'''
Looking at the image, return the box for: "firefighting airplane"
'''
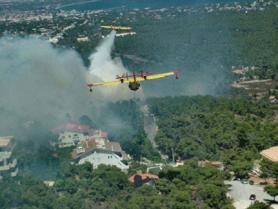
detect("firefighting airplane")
[87,70,179,92]
[100,25,132,30]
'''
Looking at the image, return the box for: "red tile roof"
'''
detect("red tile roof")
[208,161,224,167]
[62,123,91,132]
[260,146,278,162]
[53,123,91,133]
[128,173,159,183]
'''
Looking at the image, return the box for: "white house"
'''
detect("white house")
[77,36,89,42]
[77,149,129,171]
[116,32,136,37]
[57,131,87,148]
[0,136,18,179]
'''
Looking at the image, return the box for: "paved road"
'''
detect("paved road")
[225,180,278,209]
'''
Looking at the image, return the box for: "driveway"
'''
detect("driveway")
[225,180,278,209]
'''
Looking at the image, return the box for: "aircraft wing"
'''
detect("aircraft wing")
[100,26,112,29]
[87,70,179,90]
[90,80,122,87]
[144,71,178,80]
[111,71,178,83]
[90,77,136,87]
[133,71,179,82]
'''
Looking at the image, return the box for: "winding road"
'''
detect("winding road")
[141,104,168,160]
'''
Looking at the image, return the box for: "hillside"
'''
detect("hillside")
[148,96,278,177]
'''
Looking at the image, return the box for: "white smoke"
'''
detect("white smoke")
[0,36,95,134]
[88,31,144,100]
[89,31,127,80]
[0,33,144,135]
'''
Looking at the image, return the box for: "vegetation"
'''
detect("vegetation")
[0,162,234,209]
[261,159,278,179]
[122,127,161,162]
[264,185,278,202]
[92,100,161,161]
[1,2,278,209]
[247,201,271,209]
[148,96,278,177]
[12,122,64,179]
[114,7,278,81]
[5,95,276,208]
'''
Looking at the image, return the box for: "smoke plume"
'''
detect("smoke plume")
[0,36,94,135]
[89,31,127,80]
[88,31,144,100]
[0,33,145,137]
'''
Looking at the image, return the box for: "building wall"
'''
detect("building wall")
[78,151,129,171]
[57,131,86,148]
[0,136,18,179]
[0,152,18,178]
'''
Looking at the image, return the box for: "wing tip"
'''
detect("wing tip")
[174,69,180,78]
[87,83,93,92]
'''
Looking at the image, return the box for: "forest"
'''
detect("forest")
[114,7,278,81]
[1,95,277,209]
[0,162,234,209]
[148,96,278,178]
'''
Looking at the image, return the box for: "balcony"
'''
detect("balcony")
[0,158,17,172]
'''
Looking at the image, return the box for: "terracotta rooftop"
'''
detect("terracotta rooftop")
[71,137,97,159]
[128,173,159,183]
[53,123,92,133]
[106,142,122,153]
[209,161,224,167]
[199,160,224,167]
[260,146,278,162]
